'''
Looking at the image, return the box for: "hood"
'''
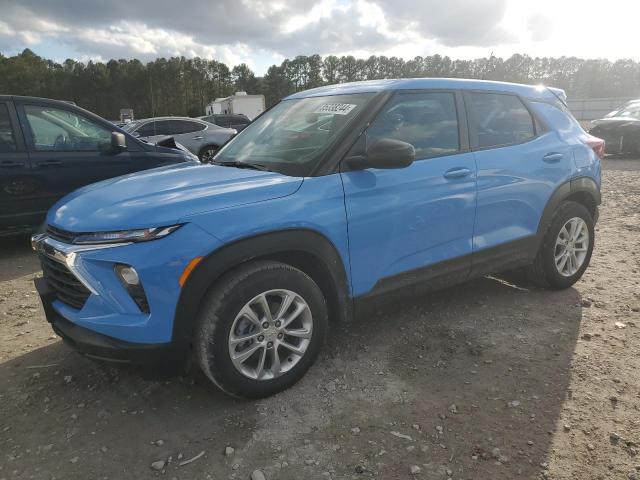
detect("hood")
[48,163,303,232]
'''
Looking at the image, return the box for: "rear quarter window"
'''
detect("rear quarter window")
[467,92,535,149]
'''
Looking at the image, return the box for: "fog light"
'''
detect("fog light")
[116,265,139,285]
[114,264,149,313]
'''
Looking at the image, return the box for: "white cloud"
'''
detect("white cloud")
[1,0,640,74]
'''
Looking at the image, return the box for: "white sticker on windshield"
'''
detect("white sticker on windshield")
[313,103,357,115]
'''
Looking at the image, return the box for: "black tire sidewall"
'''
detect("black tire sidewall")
[198,145,218,163]
[539,202,595,289]
[198,263,328,398]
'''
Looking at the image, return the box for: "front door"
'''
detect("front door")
[16,101,136,216]
[341,91,477,297]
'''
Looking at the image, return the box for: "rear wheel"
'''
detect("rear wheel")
[525,201,594,289]
[195,261,328,398]
[198,145,219,163]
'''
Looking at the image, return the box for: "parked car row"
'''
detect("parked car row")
[123,117,237,162]
[0,96,197,235]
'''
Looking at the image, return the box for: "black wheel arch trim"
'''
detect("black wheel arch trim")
[171,228,352,360]
[537,176,600,238]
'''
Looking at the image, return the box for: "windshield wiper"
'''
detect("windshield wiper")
[212,160,271,171]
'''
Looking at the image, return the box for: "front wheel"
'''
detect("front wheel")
[195,261,328,398]
[525,201,595,290]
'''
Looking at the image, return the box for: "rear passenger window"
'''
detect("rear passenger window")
[175,120,206,134]
[136,121,158,137]
[467,93,535,148]
[0,104,17,152]
[367,92,459,159]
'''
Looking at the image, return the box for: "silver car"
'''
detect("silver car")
[123,117,236,162]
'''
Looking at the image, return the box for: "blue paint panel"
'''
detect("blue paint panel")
[341,153,477,296]
[472,133,574,251]
[48,163,303,232]
[51,223,221,343]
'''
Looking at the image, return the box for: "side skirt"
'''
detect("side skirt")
[353,235,539,320]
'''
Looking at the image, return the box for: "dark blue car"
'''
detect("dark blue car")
[32,79,603,398]
[0,96,197,235]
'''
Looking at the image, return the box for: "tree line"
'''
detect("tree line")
[2,48,640,120]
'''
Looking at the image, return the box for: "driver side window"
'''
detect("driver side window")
[366,92,460,160]
[23,105,112,152]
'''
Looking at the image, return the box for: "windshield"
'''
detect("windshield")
[614,103,640,120]
[214,93,373,176]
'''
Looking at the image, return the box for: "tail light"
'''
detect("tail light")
[585,135,605,160]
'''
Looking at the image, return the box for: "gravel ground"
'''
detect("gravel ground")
[0,157,639,480]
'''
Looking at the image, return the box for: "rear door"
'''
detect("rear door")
[466,91,574,271]
[229,116,250,131]
[0,100,37,229]
[16,101,136,216]
[170,120,207,153]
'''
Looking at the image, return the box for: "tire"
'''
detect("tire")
[194,260,328,398]
[198,145,219,163]
[525,201,595,290]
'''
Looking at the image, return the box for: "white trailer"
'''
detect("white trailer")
[205,92,265,119]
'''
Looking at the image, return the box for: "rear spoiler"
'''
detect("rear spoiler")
[546,87,568,107]
[155,136,179,149]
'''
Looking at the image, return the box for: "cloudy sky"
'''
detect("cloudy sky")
[1,0,639,74]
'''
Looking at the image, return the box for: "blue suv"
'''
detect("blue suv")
[32,79,602,398]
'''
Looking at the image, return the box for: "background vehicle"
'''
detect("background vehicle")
[589,102,640,155]
[199,114,251,132]
[33,79,602,398]
[205,92,265,119]
[123,117,236,162]
[602,99,640,118]
[0,96,197,236]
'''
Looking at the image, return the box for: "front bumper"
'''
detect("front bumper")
[35,276,183,368]
[31,223,221,369]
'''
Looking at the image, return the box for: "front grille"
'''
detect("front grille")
[40,254,90,310]
[46,225,77,244]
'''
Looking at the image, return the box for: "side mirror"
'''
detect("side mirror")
[346,138,415,170]
[111,131,127,151]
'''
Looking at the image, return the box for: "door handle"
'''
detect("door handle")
[0,160,24,168]
[37,160,63,167]
[443,167,472,179]
[543,152,564,163]
[193,136,204,140]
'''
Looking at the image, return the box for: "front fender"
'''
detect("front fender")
[172,228,352,354]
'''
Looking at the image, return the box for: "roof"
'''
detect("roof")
[285,78,561,102]
[211,94,265,104]
[132,116,207,123]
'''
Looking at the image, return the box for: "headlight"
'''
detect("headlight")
[73,225,182,245]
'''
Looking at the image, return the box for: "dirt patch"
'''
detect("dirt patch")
[1,158,639,480]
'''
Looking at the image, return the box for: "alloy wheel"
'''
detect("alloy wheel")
[200,147,218,163]
[228,289,313,380]
[554,217,589,277]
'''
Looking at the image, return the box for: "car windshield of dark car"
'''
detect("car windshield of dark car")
[616,104,640,120]
[214,94,373,176]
